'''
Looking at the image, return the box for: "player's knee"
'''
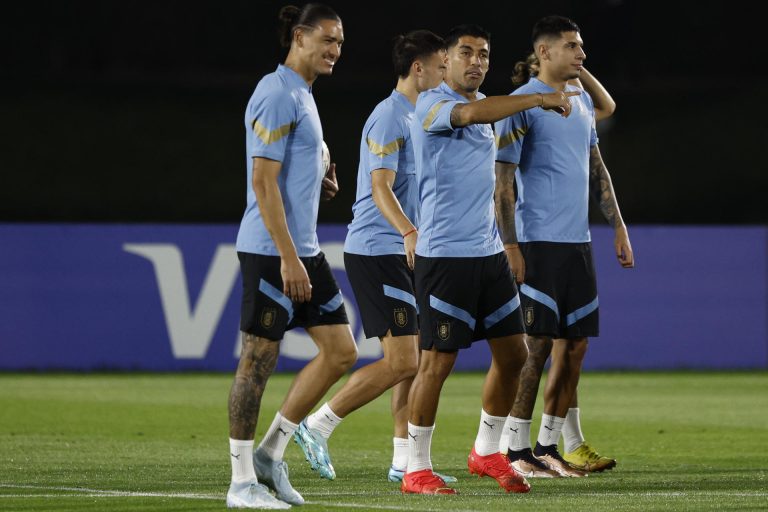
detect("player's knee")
[330,342,358,372]
[418,353,456,381]
[389,356,418,381]
[495,340,528,373]
[568,339,588,364]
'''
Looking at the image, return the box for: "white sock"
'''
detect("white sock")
[257,412,298,460]
[537,414,565,448]
[507,416,533,452]
[391,437,408,471]
[229,438,257,483]
[306,403,343,439]
[474,409,506,456]
[563,407,586,453]
[406,423,434,472]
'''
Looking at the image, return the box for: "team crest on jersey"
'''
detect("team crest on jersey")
[260,307,277,329]
[394,308,408,328]
[437,321,450,341]
[524,307,534,327]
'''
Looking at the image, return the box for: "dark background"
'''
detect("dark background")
[2,0,766,225]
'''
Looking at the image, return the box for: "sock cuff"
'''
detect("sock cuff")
[481,409,508,422]
[541,413,565,425]
[229,438,255,447]
[275,412,299,430]
[320,402,343,422]
[408,422,435,434]
[510,416,533,425]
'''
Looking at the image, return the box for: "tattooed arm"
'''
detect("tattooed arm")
[495,161,525,283]
[589,145,634,268]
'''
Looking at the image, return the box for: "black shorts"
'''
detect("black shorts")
[519,242,599,339]
[344,253,418,339]
[415,252,525,352]
[238,252,349,341]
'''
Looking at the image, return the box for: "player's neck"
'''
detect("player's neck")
[395,77,419,105]
[445,78,478,101]
[283,53,318,86]
[536,70,567,91]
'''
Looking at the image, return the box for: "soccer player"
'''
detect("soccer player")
[293,30,456,484]
[226,4,357,509]
[494,15,634,479]
[401,24,578,495]
[497,54,618,476]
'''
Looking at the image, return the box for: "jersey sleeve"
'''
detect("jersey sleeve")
[247,88,297,162]
[583,91,599,146]
[494,104,529,164]
[364,107,406,173]
[416,90,460,134]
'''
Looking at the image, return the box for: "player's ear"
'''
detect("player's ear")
[535,42,548,61]
[293,27,305,48]
[412,59,423,76]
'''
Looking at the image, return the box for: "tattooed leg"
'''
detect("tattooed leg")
[509,336,553,419]
[228,332,280,440]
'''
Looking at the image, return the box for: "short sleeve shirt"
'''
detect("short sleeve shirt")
[344,91,418,255]
[411,81,503,258]
[495,77,598,243]
[236,64,324,257]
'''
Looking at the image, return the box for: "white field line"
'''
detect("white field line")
[1,484,766,509]
[0,484,458,512]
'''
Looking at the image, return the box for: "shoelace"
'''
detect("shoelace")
[411,472,446,486]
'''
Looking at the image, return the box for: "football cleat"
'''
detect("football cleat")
[226,480,291,509]
[388,466,457,483]
[252,448,304,505]
[293,420,336,480]
[401,468,457,495]
[507,448,561,478]
[563,442,617,472]
[467,447,531,493]
[533,442,587,478]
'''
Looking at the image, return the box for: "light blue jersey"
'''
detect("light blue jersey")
[495,77,598,243]
[344,90,417,256]
[236,64,324,257]
[411,82,503,258]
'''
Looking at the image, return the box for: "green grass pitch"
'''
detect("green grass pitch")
[1,371,766,511]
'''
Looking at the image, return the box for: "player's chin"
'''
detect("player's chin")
[317,61,336,75]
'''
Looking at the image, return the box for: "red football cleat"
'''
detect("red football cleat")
[401,469,458,495]
[468,447,531,493]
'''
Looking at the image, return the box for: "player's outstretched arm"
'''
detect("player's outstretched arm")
[588,146,634,268]
[450,90,580,127]
[371,169,418,270]
[495,161,525,284]
[569,67,616,122]
[252,157,312,301]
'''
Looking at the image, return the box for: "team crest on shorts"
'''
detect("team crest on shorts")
[260,307,277,329]
[437,321,450,341]
[394,308,408,328]
[524,307,534,327]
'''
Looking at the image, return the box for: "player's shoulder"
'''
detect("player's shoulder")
[415,84,455,117]
[365,95,408,132]
[252,70,300,104]
[511,80,539,96]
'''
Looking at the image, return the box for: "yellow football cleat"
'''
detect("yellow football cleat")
[563,442,617,472]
